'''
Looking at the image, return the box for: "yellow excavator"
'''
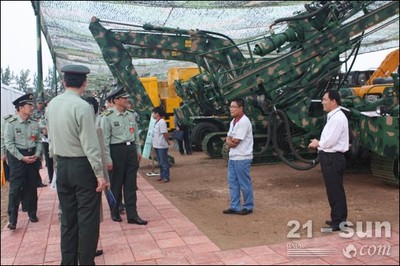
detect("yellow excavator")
[351,48,399,101]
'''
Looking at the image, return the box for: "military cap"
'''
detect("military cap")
[109,83,129,99]
[12,93,34,106]
[36,98,43,104]
[61,64,90,74]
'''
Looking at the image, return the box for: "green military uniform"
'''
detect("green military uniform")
[4,93,42,229]
[100,84,146,225]
[1,114,13,182]
[46,65,102,265]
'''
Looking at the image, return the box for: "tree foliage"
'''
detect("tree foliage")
[15,69,32,93]
[1,66,15,85]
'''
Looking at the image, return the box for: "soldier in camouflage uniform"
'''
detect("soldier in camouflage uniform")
[4,93,43,230]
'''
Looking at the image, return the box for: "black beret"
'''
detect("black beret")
[12,93,34,106]
[61,65,90,74]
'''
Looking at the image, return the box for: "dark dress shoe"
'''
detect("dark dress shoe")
[95,249,103,257]
[222,208,241,214]
[30,216,39,223]
[38,183,47,187]
[240,208,253,215]
[111,215,122,222]
[128,216,148,225]
[325,220,348,227]
[7,223,16,230]
[321,226,341,232]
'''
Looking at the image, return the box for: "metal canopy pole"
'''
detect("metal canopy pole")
[33,1,44,103]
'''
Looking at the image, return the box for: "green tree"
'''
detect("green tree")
[15,69,32,93]
[1,66,15,85]
[44,66,61,100]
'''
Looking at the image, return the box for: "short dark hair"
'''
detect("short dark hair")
[230,98,245,109]
[325,90,341,106]
[63,73,86,88]
[152,106,166,117]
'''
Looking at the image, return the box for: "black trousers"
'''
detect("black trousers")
[110,144,139,220]
[177,125,192,155]
[42,142,54,182]
[319,151,348,227]
[7,149,40,224]
[57,156,101,265]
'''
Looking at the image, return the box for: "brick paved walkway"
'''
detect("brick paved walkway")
[1,169,398,265]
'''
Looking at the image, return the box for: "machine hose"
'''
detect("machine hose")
[270,109,319,170]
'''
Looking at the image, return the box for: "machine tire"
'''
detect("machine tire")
[191,122,220,151]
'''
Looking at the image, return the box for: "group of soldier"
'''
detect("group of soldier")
[1,64,149,265]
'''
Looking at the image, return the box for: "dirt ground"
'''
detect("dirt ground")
[139,146,399,250]
[2,146,399,251]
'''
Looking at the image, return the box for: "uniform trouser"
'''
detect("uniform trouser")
[319,151,348,227]
[57,156,101,265]
[227,159,254,211]
[110,144,139,220]
[4,159,10,181]
[7,149,39,224]
[43,142,54,182]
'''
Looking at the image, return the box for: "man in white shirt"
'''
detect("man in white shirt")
[152,106,170,183]
[223,98,254,215]
[309,90,349,232]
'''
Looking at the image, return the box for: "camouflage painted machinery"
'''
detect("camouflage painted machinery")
[192,0,398,182]
[90,1,399,184]
[89,16,250,150]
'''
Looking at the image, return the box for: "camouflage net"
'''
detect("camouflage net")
[36,1,399,90]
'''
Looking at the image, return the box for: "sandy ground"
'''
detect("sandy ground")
[2,145,399,251]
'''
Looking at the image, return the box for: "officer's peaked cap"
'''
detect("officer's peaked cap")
[12,93,34,106]
[61,65,90,75]
[109,83,129,99]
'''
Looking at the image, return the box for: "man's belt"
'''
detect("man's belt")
[111,142,135,146]
[18,148,36,153]
[57,156,86,159]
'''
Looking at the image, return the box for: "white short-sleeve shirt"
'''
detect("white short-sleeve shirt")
[227,114,253,160]
[152,118,169,149]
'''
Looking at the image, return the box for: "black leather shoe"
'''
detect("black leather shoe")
[38,183,47,187]
[95,249,103,257]
[321,226,341,232]
[240,208,253,215]
[222,208,241,214]
[111,215,122,222]
[7,223,16,230]
[128,216,148,225]
[30,216,39,223]
[325,220,348,227]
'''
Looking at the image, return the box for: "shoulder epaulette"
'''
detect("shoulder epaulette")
[102,109,113,116]
[29,117,39,122]
[8,117,17,123]
[3,114,13,121]
[126,108,135,113]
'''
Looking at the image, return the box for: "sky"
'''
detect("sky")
[1,1,53,81]
[0,1,398,84]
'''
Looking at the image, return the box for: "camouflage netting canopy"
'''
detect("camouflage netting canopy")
[35,1,399,90]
